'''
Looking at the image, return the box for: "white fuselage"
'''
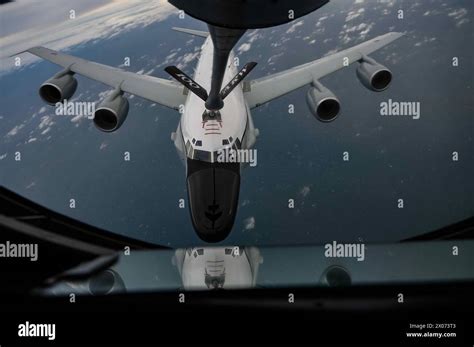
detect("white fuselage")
[172,37,258,164]
[172,247,262,290]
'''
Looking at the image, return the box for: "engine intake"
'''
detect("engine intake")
[306,80,340,122]
[356,55,392,92]
[88,269,125,295]
[93,89,129,132]
[39,72,78,105]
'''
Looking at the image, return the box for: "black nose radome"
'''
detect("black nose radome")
[187,159,240,243]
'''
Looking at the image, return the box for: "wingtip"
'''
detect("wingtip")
[8,49,28,58]
[171,27,209,38]
[382,32,405,41]
[8,46,44,58]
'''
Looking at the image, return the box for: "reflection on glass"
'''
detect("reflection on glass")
[173,247,263,290]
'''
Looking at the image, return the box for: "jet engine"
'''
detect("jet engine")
[88,269,126,295]
[39,71,78,105]
[93,89,129,132]
[306,80,341,122]
[356,55,393,92]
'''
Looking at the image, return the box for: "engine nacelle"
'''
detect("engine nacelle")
[39,72,78,105]
[306,80,341,122]
[88,269,126,295]
[93,91,129,132]
[356,55,392,92]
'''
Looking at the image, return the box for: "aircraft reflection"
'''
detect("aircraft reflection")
[172,247,263,290]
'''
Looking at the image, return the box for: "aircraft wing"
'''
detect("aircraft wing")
[25,46,187,110]
[244,32,404,108]
[172,27,209,38]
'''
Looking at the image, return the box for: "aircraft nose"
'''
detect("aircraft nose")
[187,159,240,242]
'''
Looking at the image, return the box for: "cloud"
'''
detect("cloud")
[448,8,470,27]
[448,8,467,20]
[0,0,176,74]
[237,43,252,53]
[243,217,255,230]
[176,51,200,70]
[6,124,24,137]
[286,20,304,34]
[345,8,365,22]
[38,115,54,129]
[300,186,311,197]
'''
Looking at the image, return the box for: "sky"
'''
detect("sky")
[0,0,177,73]
[0,0,472,247]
